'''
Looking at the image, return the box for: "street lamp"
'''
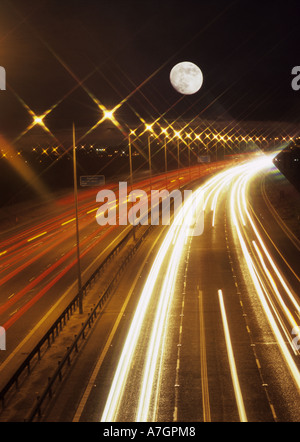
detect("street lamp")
[186,132,192,182]
[72,123,83,314]
[195,134,201,176]
[161,127,169,189]
[71,107,118,315]
[145,123,154,194]
[128,129,136,240]
[174,130,182,186]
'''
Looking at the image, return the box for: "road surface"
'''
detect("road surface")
[36,153,300,422]
[0,163,227,394]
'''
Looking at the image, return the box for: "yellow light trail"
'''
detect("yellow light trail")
[229,156,300,389]
[100,152,300,421]
[135,192,198,422]
[101,188,203,422]
[241,175,300,319]
[86,207,98,214]
[27,231,47,242]
[61,218,76,226]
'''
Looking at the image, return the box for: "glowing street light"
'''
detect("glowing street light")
[72,123,83,314]
[103,109,114,120]
[174,130,182,185]
[145,123,154,193]
[186,132,193,181]
[161,127,169,189]
[145,123,154,133]
[33,115,45,126]
[128,129,136,240]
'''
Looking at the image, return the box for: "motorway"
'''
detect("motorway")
[0,162,226,396]
[33,152,300,422]
[0,155,300,422]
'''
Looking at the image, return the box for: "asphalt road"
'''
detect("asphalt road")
[0,163,227,396]
[37,153,300,422]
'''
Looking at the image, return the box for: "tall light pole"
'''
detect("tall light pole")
[177,137,180,185]
[145,124,154,194]
[72,123,83,314]
[128,130,136,240]
[195,133,201,177]
[148,134,152,192]
[174,130,181,186]
[161,128,168,189]
[186,132,192,182]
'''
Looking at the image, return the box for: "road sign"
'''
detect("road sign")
[0,326,6,350]
[80,175,105,187]
[197,155,210,163]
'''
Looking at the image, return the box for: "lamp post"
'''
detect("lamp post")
[145,124,154,194]
[177,137,180,185]
[71,107,117,314]
[72,123,83,314]
[161,128,168,189]
[128,130,136,240]
[186,133,192,182]
[195,134,201,177]
[221,135,226,159]
[174,130,181,186]
[148,134,152,192]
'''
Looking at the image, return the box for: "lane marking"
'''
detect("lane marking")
[61,218,76,226]
[27,231,47,242]
[0,226,132,381]
[199,289,211,422]
[218,289,247,422]
[86,208,97,214]
[73,227,164,422]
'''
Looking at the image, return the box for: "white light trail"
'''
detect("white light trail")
[101,152,300,422]
[229,155,300,389]
[101,188,202,422]
[218,289,247,422]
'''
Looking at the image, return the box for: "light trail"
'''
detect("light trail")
[100,160,248,422]
[199,289,211,422]
[100,152,300,421]
[235,163,300,329]
[61,218,76,226]
[229,155,300,390]
[101,188,203,422]
[135,191,199,422]
[211,172,235,227]
[27,231,47,242]
[218,289,247,422]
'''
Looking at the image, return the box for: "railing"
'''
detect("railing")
[0,224,140,411]
[26,224,153,421]
[0,160,236,418]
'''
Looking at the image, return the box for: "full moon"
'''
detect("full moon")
[170,61,203,95]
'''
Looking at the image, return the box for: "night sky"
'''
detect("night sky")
[1,0,300,143]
